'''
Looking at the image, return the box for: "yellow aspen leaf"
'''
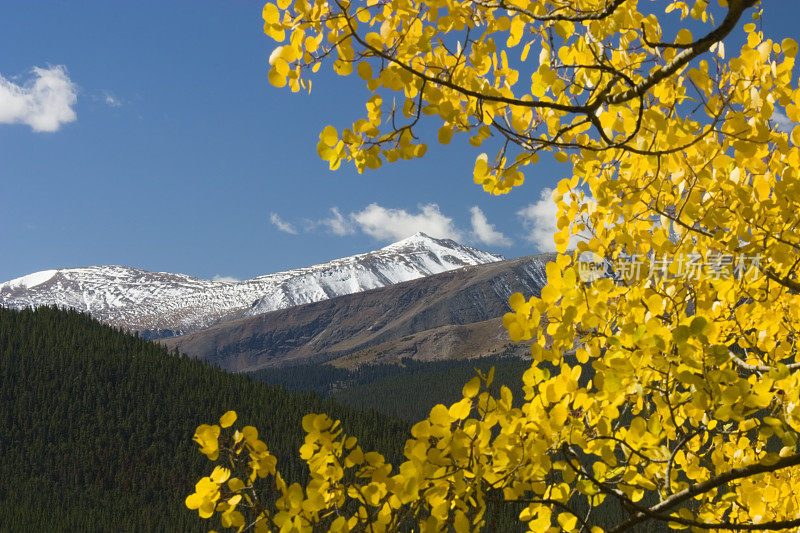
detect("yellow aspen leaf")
[508,18,525,48]
[509,292,527,311]
[473,154,489,181]
[356,8,371,23]
[782,37,799,57]
[676,28,693,45]
[437,125,453,145]
[262,3,279,25]
[333,60,353,76]
[429,404,450,426]
[357,61,373,81]
[320,125,338,147]
[754,174,771,200]
[521,41,532,62]
[551,402,568,426]
[557,512,578,530]
[210,465,231,484]
[268,46,285,66]
[448,398,471,419]
[791,125,800,145]
[219,410,237,428]
[554,21,573,40]
[267,67,286,87]
[462,377,480,399]
[316,140,333,160]
[540,285,560,304]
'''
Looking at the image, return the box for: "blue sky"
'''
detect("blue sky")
[1,1,798,282]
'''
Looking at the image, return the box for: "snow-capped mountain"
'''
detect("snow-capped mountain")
[0,233,503,338]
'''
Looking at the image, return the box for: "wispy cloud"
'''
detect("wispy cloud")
[0,65,77,132]
[103,91,122,107]
[518,188,593,252]
[469,206,512,246]
[212,274,239,283]
[351,203,463,241]
[320,207,354,236]
[269,213,298,234]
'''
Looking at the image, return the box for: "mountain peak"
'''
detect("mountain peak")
[381,231,439,249]
[381,232,504,261]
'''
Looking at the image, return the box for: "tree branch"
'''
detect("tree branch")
[605,0,758,106]
[609,451,800,532]
[764,267,800,293]
[473,0,628,23]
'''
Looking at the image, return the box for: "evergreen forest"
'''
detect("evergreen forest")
[0,306,409,531]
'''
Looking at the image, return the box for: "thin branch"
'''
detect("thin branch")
[729,350,800,373]
[473,0,628,23]
[664,430,697,496]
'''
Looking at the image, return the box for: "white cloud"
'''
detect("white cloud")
[320,207,354,236]
[518,189,560,252]
[289,203,512,247]
[0,65,77,132]
[351,203,463,241]
[212,274,239,283]
[518,188,593,252]
[269,213,298,234]
[469,206,512,246]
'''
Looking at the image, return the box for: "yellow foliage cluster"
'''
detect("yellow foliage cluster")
[187,0,800,530]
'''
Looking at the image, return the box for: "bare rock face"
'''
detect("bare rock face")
[161,254,554,372]
[0,233,503,336]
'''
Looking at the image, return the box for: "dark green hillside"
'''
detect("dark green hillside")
[252,357,531,422]
[0,306,409,532]
[330,358,531,421]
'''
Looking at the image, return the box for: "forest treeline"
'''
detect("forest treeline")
[251,357,532,422]
[0,306,409,531]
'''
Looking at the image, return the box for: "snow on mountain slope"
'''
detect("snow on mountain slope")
[243,232,502,316]
[0,233,503,337]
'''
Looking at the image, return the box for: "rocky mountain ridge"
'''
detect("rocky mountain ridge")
[0,233,503,337]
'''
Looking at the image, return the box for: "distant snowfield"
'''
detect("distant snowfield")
[0,233,503,336]
[2,270,57,290]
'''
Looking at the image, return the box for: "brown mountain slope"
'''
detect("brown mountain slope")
[326,317,530,369]
[162,254,553,372]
